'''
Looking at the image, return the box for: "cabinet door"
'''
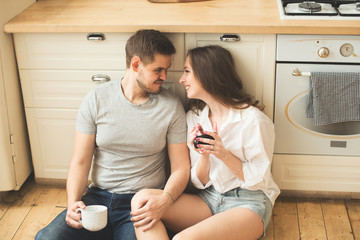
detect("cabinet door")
[25,108,77,179]
[185,34,275,118]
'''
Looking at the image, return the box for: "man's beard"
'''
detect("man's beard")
[136,70,162,94]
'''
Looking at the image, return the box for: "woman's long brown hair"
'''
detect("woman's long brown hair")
[186,45,261,114]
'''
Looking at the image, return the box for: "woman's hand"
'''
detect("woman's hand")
[194,122,230,161]
[190,124,206,154]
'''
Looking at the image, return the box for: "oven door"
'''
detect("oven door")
[274,63,360,156]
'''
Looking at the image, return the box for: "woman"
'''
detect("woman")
[131,45,280,240]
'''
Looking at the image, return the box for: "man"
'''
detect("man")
[35,29,190,240]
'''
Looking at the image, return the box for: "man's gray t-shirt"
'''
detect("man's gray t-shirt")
[76,79,186,194]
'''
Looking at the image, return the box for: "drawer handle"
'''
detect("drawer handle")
[87,33,106,41]
[92,74,111,83]
[220,34,240,42]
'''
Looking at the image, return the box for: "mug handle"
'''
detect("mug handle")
[76,208,83,224]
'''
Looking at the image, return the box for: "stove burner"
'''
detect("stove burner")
[299,2,322,13]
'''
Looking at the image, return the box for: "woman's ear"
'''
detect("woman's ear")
[131,56,141,72]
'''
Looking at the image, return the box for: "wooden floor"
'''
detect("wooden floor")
[0,176,359,240]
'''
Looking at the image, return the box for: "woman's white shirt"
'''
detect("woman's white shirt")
[187,105,280,205]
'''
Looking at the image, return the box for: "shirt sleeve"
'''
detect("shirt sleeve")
[166,99,187,144]
[241,115,275,189]
[76,90,97,135]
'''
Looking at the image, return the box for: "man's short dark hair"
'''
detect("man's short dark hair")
[125,29,176,68]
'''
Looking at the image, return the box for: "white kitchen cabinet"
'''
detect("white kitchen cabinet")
[272,154,360,192]
[185,33,276,119]
[14,32,186,181]
[0,0,34,191]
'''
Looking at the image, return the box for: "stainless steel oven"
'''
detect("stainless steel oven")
[274,34,360,156]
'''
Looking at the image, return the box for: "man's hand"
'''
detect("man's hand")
[130,190,173,232]
[65,201,86,229]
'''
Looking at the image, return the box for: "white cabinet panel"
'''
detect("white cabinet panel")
[25,108,77,179]
[20,70,125,108]
[14,33,184,71]
[14,33,131,70]
[185,33,275,119]
[166,71,187,106]
[272,154,360,192]
[166,34,185,71]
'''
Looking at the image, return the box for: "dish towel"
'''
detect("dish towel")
[307,72,360,126]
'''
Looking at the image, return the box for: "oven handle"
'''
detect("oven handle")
[292,68,311,77]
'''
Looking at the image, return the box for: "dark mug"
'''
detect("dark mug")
[193,134,215,149]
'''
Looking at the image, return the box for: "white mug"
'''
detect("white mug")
[76,205,108,231]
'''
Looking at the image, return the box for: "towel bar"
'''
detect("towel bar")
[292,68,311,77]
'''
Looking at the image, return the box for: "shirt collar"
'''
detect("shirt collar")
[200,105,243,124]
[228,107,242,123]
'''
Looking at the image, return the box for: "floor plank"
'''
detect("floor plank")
[1,176,359,240]
[322,199,354,240]
[346,199,360,240]
[272,198,300,239]
[12,185,67,240]
[0,179,43,240]
[297,200,327,240]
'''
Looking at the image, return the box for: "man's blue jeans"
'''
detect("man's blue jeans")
[35,187,136,240]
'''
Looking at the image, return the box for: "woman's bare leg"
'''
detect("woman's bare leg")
[173,207,264,240]
[162,193,212,233]
[131,190,212,240]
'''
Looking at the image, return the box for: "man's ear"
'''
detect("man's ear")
[131,56,141,72]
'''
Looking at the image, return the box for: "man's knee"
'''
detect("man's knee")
[34,230,44,240]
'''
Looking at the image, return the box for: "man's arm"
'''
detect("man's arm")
[163,142,190,202]
[65,130,95,229]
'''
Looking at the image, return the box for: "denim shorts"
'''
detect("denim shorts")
[198,186,272,236]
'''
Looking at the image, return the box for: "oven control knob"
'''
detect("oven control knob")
[318,47,330,58]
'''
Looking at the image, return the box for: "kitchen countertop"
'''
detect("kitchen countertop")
[4,0,360,34]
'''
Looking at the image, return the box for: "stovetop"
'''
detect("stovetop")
[278,0,360,20]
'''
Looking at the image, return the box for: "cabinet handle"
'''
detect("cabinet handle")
[220,34,240,42]
[87,33,106,41]
[92,74,111,83]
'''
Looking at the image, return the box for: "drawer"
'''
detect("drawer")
[20,70,186,108]
[272,154,360,192]
[20,70,125,108]
[13,33,184,71]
